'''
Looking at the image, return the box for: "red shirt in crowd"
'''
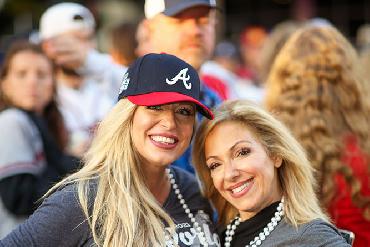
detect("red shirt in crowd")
[328,135,370,247]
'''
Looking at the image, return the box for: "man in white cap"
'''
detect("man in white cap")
[40,3,117,157]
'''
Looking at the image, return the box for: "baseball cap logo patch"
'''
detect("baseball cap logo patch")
[166,68,192,90]
[119,72,130,94]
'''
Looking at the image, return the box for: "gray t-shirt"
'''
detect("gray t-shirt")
[0,167,220,247]
[0,109,46,238]
[264,218,351,246]
[229,218,351,247]
[0,108,46,180]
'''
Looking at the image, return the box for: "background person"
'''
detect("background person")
[1,53,220,247]
[237,25,267,85]
[193,100,351,246]
[39,2,116,157]
[0,41,79,238]
[265,25,370,247]
[109,21,138,66]
[201,40,265,103]
[135,19,153,57]
[258,20,302,84]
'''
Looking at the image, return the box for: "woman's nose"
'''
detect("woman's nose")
[224,161,240,181]
[160,110,177,130]
[26,72,39,85]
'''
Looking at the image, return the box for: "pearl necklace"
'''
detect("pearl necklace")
[165,168,209,246]
[224,198,284,247]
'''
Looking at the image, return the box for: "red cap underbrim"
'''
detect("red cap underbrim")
[127,92,214,119]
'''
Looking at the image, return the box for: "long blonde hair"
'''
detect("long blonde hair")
[265,25,370,219]
[47,99,174,247]
[193,100,328,227]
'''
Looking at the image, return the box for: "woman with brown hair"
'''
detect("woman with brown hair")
[0,40,79,237]
[265,25,370,246]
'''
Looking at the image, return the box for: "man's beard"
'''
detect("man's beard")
[60,66,81,77]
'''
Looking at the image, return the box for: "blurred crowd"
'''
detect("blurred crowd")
[0,1,369,246]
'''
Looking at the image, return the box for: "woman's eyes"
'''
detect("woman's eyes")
[207,148,251,172]
[14,70,27,78]
[177,107,194,116]
[146,105,194,116]
[146,105,162,111]
[237,148,251,157]
[37,71,50,80]
[208,162,221,171]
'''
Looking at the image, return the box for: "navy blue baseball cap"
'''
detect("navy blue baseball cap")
[145,0,217,19]
[118,53,214,119]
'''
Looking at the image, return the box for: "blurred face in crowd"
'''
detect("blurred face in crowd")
[69,28,96,50]
[1,50,54,113]
[132,103,195,170]
[205,120,283,220]
[147,6,216,70]
[42,28,96,56]
[40,28,96,89]
[42,28,96,73]
[135,21,153,57]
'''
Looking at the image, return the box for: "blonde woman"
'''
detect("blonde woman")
[193,100,350,246]
[265,25,370,247]
[1,53,220,246]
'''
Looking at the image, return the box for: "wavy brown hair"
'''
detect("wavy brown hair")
[265,25,370,220]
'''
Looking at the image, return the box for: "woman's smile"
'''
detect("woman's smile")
[149,133,179,149]
[227,177,254,198]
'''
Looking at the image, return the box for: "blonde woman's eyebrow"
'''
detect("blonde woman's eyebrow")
[229,140,252,152]
[205,140,252,162]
